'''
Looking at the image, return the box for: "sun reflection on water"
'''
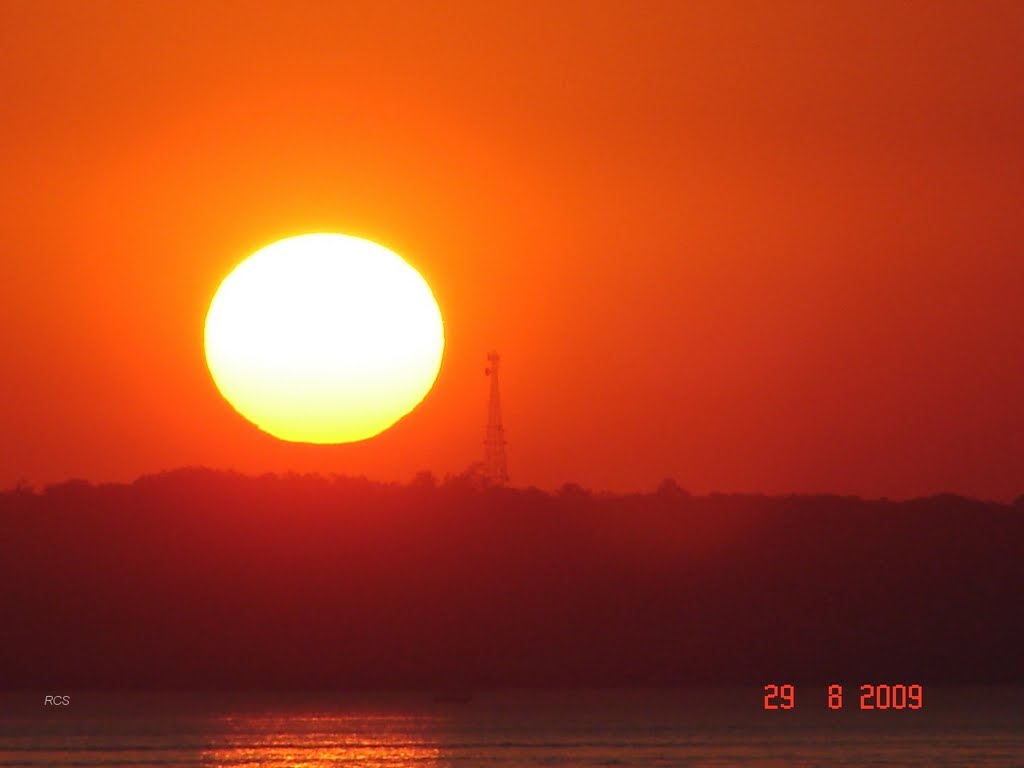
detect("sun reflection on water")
[199,713,450,768]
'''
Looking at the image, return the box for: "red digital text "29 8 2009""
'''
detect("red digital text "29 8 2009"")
[764,684,924,710]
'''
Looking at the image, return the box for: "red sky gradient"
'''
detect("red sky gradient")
[1,1,1021,500]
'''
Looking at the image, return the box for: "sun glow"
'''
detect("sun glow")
[204,233,444,443]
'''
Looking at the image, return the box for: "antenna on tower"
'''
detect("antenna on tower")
[484,351,509,485]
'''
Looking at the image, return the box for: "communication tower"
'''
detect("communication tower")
[484,351,509,485]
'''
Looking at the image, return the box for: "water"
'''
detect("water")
[0,688,1021,767]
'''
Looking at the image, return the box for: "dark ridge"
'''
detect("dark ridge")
[2,468,1022,689]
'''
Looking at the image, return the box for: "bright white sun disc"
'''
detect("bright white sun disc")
[204,233,445,443]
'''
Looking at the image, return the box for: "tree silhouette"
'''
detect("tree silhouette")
[0,470,1021,689]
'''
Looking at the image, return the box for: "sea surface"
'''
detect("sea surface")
[0,688,1021,767]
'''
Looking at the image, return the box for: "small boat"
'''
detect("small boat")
[432,691,473,704]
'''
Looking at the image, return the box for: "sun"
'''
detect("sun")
[204,233,444,443]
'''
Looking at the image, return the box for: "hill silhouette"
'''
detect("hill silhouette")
[2,468,1022,689]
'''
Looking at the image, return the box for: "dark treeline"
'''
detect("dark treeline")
[2,468,1022,689]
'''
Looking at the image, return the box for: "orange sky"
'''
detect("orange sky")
[1,1,1022,499]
